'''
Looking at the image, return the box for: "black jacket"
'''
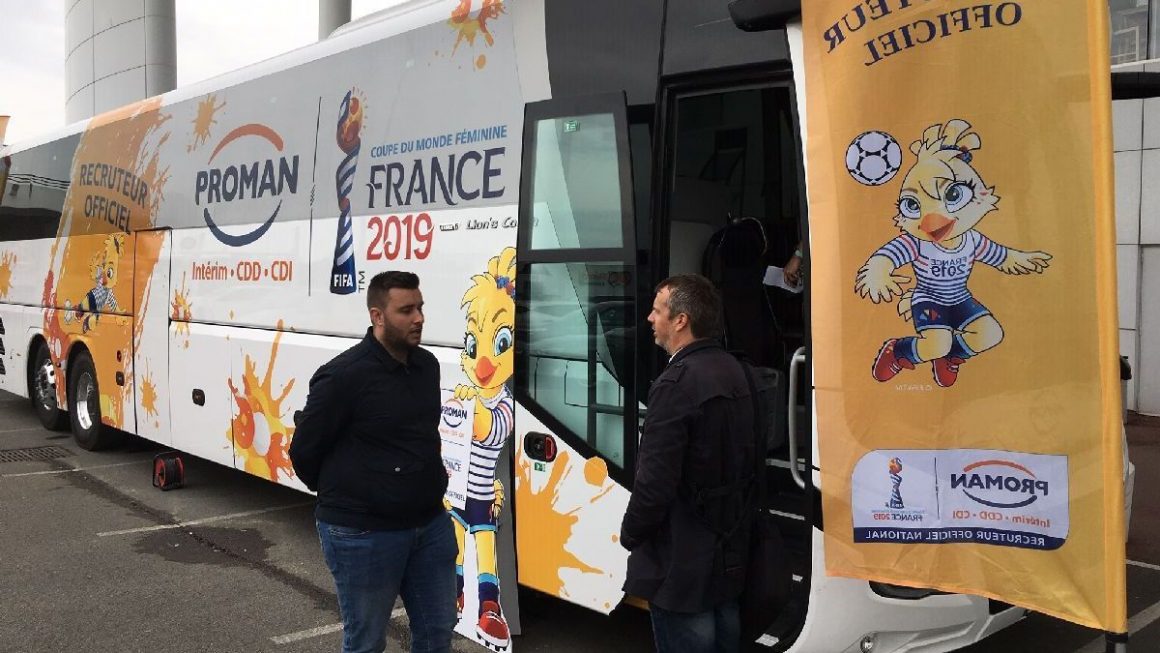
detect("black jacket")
[620,339,757,613]
[289,329,447,531]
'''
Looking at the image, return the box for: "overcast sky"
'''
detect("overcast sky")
[0,0,400,144]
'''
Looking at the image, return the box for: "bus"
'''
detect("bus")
[0,1,1030,650]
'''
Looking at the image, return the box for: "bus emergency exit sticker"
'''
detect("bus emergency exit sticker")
[851,449,1069,550]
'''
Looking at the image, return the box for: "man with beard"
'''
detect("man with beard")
[291,271,457,653]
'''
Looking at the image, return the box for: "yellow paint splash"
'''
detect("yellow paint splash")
[448,0,505,62]
[227,321,296,482]
[171,272,192,338]
[515,449,603,598]
[140,366,159,418]
[188,95,225,152]
[583,457,608,487]
[44,96,170,426]
[0,251,15,298]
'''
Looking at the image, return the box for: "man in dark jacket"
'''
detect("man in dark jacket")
[620,274,757,653]
[290,271,456,653]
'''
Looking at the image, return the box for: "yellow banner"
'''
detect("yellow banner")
[801,0,1126,630]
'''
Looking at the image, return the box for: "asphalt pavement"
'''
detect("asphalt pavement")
[0,389,1157,652]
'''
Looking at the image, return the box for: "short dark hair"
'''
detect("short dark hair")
[655,274,722,340]
[366,271,420,311]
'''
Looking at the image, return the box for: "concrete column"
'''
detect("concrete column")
[65,0,176,123]
[319,0,353,39]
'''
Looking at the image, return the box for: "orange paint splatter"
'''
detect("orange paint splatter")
[171,272,192,339]
[448,0,505,56]
[140,368,159,418]
[41,97,170,428]
[583,456,608,487]
[0,251,15,298]
[189,95,225,152]
[475,54,487,70]
[515,449,603,598]
[227,320,297,482]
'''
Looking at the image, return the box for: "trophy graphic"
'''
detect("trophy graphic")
[330,91,361,295]
[886,457,905,510]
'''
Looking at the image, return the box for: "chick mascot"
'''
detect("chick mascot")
[856,119,1051,388]
[64,233,126,334]
[451,246,516,651]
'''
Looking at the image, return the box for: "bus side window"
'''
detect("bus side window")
[516,99,638,473]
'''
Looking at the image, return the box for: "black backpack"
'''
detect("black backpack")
[683,356,792,638]
[737,359,792,642]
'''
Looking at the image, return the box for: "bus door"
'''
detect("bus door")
[512,93,644,613]
[132,228,172,446]
[653,75,815,644]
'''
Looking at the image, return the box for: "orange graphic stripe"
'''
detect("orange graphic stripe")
[209,123,283,162]
[961,459,1037,478]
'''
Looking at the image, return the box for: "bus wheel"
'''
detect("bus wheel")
[68,351,123,451]
[29,342,68,431]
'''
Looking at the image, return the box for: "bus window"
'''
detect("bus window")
[522,262,633,467]
[0,135,78,242]
[529,113,624,250]
[516,93,639,476]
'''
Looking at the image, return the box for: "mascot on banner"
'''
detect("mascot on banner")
[853,119,1052,387]
[450,246,516,651]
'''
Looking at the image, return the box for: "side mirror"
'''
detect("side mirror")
[729,0,801,32]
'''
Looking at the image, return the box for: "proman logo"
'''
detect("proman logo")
[195,124,299,247]
[949,459,1049,509]
[441,398,469,429]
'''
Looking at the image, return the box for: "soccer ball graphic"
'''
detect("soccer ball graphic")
[845,131,903,186]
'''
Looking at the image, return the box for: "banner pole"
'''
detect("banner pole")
[1105,631,1128,653]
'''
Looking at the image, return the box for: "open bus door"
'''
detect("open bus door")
[512,92,643,613]
[653,72,816,647]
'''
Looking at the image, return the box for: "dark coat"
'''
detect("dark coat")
[620,338,757,613]
[289,328,447,531]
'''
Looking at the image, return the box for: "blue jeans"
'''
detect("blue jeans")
[317,513,458,653]
[650,600,741,653]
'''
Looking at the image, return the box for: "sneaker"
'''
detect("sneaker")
[476,600,510,651]
[932,357,965,388]
[456,592,464,619]
[872,339,915,382]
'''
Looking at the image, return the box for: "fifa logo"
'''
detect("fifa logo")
[886,457,905,510]
[330,90,361,295]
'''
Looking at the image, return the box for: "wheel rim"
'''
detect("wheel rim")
[35,360,58,413]
[75,372,96,432]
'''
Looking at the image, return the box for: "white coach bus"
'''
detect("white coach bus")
[0,1,1028,650]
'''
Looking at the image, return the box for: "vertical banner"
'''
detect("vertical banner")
[801,0,1126,630]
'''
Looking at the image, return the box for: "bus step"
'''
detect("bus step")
[152,452,185,491]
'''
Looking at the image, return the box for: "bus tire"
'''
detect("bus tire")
[68,350,123,451]
[29,342,68,431]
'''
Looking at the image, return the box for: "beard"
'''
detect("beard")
[382,321,422,350]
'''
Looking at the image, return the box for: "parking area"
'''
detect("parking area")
[0,388,1157,652]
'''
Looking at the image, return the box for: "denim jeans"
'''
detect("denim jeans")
[650,599,741,653]
[317,513,458,653]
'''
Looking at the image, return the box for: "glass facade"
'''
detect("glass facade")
[1110,0,1159,64]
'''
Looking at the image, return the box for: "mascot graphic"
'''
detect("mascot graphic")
[451,246,516,651]
[854,120,1052,387]
[64,234,126,333]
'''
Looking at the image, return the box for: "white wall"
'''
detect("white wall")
[1113,61,1160,415]
[65,0,176,122]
